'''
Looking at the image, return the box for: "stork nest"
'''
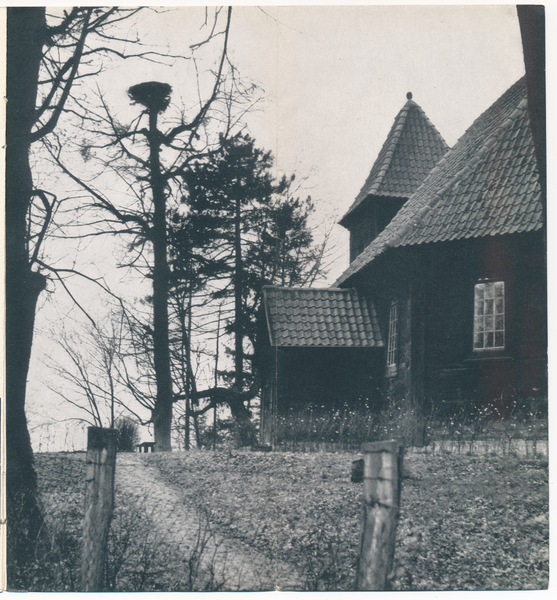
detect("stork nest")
[128,81,172,113]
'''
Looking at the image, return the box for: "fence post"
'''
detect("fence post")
[356,440,402,590]
[81,427,118,592]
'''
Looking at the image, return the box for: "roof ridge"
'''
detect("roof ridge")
[263,285,353,292]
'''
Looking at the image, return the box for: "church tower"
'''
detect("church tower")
[340,92,449,261]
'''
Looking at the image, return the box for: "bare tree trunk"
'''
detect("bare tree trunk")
[213,306,221,449]
[148,109,174,451]
[185,285,192,450]
[5,7,48,568]
[231,199,255,445]
[227,394,255,446]
[234,194,244,390]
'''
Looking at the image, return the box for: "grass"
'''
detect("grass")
[147,448,549,590]
[274,397,547,448]
[9,446,549,591]
[274,400,425,447]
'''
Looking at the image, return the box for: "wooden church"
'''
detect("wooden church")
[259,77,546,446]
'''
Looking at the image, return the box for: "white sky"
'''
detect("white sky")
[92,4,526,281]
[25,4,529,436]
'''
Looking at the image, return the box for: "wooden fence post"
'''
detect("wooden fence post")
[356,440,402,590]
[81,427,118,592]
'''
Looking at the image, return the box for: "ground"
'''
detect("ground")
[16,447,549,591]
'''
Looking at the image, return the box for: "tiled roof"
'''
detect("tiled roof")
[262,286,383,348]
[340,94,449,226]
[337,77,543,285]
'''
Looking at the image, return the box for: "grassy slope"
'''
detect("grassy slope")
[147,450,549,591]
[29,449,548,591]
[27,453,196,592]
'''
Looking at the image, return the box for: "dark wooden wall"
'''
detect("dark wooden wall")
[351,231,546,416]
[259,229,546,443]
[258,345,384,445]
[273,346,383,413]
[421,232,546,410]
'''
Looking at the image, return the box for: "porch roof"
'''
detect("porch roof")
[262,286,383,348]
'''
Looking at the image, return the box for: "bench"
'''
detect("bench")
[136,441,156,453]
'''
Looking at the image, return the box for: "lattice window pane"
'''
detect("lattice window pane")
[473,281,505,350]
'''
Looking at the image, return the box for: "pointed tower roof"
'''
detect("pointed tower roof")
[340,92,449,226]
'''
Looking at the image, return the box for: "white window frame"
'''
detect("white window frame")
[473,280,505,351]
[386,301,399,376]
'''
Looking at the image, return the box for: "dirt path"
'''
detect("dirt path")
[115,453,304,591]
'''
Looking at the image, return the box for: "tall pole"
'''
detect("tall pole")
[146,93,174,452]
[127,81,174,452]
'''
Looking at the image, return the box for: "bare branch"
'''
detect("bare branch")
[165,6,232,143]
[32,9,93,142]
[29,189,56,266]
[44,141,152,235]
[189,7,224,50]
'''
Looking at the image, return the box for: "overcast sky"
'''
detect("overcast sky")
[27,4,528,436]
[95,4,526,281]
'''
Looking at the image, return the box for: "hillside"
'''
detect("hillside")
[10,448,549,591]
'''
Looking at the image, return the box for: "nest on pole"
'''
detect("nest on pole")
[128,81,172,114]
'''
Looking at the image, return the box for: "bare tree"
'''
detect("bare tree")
[46,317,136,429]
[5,6,159,564]
[43,6,264,450]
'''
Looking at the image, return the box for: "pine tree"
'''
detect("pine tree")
[170,133,327,442]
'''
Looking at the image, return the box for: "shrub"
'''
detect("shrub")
[115,417,140,452]
[232,418,258,448]
[6,499,81,592]
[9,487,230,591]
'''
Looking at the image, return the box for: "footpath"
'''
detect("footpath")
[115,453,304,591]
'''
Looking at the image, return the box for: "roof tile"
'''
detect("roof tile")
[337,77,543,286]
[263,286,383,348]
[340,97,449,225]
